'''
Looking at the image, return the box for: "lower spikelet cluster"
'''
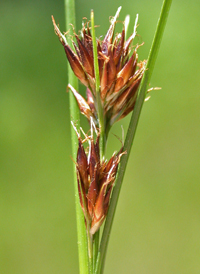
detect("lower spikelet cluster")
[72,120,124,234]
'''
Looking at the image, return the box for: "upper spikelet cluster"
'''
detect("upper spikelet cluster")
[52,10,145,132]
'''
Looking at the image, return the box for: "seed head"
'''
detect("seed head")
[52,10,146,131]
[72,119,124,234]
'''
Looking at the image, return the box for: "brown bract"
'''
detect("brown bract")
[72,121,124,234]
[52,14,146,131]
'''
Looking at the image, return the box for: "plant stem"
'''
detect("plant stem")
[95,0,172,273]
[87,226,93,274]
[93,230,99,271]
[91,10,106,159]
[90,10,106,274]
[64,0,89,273]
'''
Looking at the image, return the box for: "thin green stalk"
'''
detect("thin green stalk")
[93,230,99,272]
[86,225,93,274]
[91,10,106,158]
[95,0,172,273]
[90,9,105,274]
[64,1,89,273]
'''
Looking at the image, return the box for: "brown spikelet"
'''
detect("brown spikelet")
[77,139,89,191]
[75,34,94,77]
[64,45,89,87]
[115,52,136,92]
[68,84,94,120]
[113,29,125,65]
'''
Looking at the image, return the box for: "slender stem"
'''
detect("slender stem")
[93,230,99,271]
[87,225,93,274]
[91,10,105,159]
[95,0,172,273]
[64,1,89,273]
[90,10,106,274]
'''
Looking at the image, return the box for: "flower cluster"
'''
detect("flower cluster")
[52,9,145,235]
[52,10,146,132]
[72,120,124,234]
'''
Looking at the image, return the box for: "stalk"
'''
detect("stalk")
[95,0,172,273]
[87,224,93,274]
[91,10,106,158]
[64,0,89,273]
[90,9,104,273]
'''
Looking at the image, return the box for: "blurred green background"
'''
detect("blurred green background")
[1,0,200,273]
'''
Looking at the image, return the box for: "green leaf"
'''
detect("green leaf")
[95,0,173,273]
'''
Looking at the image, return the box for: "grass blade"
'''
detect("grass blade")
[95,0,173,273]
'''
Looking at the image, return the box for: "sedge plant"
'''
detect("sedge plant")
[52,0,172,273]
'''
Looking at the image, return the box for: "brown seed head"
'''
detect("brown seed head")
[52,11,146,132]
[72,120,124,234]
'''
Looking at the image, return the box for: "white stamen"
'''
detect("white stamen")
[133,14,139,40]
[71,121,80,138]
[111,6,122,25]
[147,87,162,92]
[107,154,117,179]
[90,117,93,138]
[91,117,98,136]
[145,96,151,102]
[124,15,130,40]
[116,33,121,40]
[80,21,85,39]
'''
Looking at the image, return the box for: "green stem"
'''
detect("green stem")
[95,0,172,273]
[93,230,99,272]
[91,10,106,159]
[90,10,106,274]
[87,226,93,274]
[64,1,89,273]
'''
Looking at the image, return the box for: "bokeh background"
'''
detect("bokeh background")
[1,0,200,273]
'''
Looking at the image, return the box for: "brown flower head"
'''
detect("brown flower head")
[72,119,124,234]
[52,8,146,132]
